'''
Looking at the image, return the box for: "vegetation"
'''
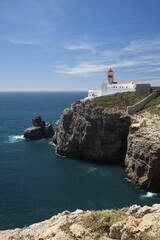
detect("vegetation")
[78,209,127,234]
[139,232,160,240]
[92,92,150,110]
[143,95,160,115]
[77,210,160,240]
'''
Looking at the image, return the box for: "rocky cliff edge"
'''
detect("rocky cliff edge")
[54,97,160,192]
[1,204,160,240]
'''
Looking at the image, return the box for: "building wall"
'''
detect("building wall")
[135,84,150,98]
[127,91,158,115]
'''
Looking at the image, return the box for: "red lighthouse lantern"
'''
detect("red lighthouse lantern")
[107,68,114,84]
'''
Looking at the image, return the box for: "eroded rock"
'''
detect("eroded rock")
[125,113,160,192]
[24,116,54,140]
[24,126,43,140]
[54,100,130,162]
[1,204,160,240]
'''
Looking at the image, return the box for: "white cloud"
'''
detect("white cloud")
[64,41,96,52]
[56,36,160,81]
[111,60,140,68]
[6,37,43,45]
[56,63,107,75]
[123,37,160,53]
[102,50,119,59]
[56,60,142,75]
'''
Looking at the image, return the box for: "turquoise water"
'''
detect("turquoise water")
[0,91,159,230]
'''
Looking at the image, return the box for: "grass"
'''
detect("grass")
[143,95,160,115]
[77,209,127,235]
[92,92,150,110]
[77,210,160,240]
[139,232,160,240]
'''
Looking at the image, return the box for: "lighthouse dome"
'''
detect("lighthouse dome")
[108,68,113,72]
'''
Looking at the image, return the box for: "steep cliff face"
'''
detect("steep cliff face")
[125,113,160,192]
[54,100,130,162]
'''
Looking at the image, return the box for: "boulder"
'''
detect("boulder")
[54,100,130,162]
[24,126,43,140]
[24,116,54,140]
[32,116,43,127]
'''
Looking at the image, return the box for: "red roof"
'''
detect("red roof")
[118,82,143,84]
[108,68,113,72]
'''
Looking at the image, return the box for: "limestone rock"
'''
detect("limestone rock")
[54,100,130,162]
[1,204,160,240]
[109,221,125,239]
[125,113,160,192]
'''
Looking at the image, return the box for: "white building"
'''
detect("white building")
[86,68,144,99]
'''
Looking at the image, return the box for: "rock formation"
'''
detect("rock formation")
[125,113,160,192]
[54,96,160,191]
[1,204,160,239]
[24,116,54,140]
[54,100,130,162]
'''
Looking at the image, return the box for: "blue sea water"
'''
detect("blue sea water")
[0,91,159,230]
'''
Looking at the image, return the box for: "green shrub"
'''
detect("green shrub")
[78,209,127,234]
[92,92,149,109]
[143,96,160,115]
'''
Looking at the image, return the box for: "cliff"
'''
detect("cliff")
[54,100,130,162]
[1,204,160,239]
[54,93,160,192]
[125,112,160,192]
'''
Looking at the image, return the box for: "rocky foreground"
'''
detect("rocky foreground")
[1,204,160,240]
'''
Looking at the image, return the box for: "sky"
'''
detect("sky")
[0,0,160,91]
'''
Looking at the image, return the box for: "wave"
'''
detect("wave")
[88,167,98,172]
[55,150,66,158]
[140,192,158,198]
[9,135,25,143]
[48,141,56,147]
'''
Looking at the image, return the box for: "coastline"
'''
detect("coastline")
[1,204,160,239]
[0,92,159,237]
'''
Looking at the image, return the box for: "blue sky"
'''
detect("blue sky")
[0,0,160,91]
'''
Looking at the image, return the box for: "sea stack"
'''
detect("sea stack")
[24,116,54,140]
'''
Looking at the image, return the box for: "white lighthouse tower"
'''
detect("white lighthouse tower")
[107,68,114,84]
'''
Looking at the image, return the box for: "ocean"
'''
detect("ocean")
[0,91,159,230]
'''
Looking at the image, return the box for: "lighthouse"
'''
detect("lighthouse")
[86,66,149,99]
[107,68,114,84]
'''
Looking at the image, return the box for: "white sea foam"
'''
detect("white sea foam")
[55,150,66,158]
[88,167,98,172]
[140,192,158,198]
[9,135,25,143]
[48,141,56,147]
